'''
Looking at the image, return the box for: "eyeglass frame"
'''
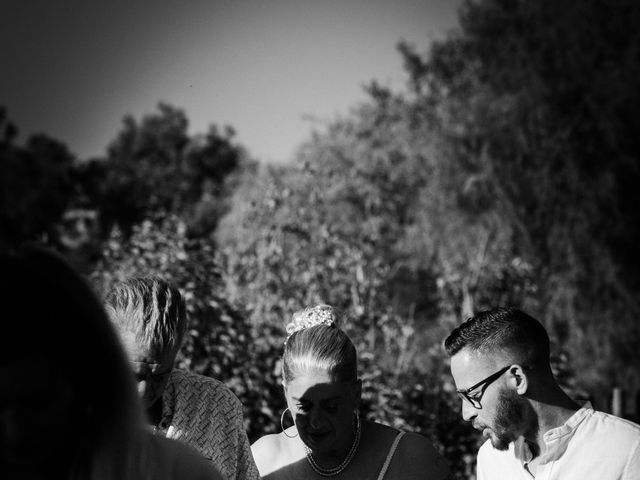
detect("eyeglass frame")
[456,365,511,409]
[130,360,173,382]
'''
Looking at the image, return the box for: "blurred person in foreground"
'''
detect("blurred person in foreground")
[105,277,258,480]
[251,304,451,480]
[0,246,222,480]
[444,307,640,479]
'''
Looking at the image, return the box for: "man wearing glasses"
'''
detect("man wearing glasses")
[444,307,640,479]
[106,277,259,480]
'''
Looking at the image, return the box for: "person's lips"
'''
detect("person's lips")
[473,422,491,437]
[306,430,331,444]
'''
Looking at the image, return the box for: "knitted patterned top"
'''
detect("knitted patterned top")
[157,369,259,480]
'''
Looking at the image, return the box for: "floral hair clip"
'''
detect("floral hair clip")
[284,305,336,343]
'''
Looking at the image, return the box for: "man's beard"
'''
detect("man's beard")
[489,389,527,451]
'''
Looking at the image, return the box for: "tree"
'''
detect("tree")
[78,103,251,238]
[0,108,76,248]
[401,0,640,406]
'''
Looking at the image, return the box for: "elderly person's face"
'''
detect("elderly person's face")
[284,369,361,459]
[119,330,175,408]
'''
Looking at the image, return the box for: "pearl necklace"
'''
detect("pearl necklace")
[304,416,361,477]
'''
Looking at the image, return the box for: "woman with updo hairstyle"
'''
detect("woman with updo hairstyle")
[251,304,451,480]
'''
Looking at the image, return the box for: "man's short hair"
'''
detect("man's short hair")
[444,307,551,370]
[105,277,187,355]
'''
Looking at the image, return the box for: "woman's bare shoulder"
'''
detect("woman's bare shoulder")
[251,429,301,477]
[398,431,439,453]
[251,432,283,460]
[359,422,450,479]
[390,431,451,479]
[365,420,402,438]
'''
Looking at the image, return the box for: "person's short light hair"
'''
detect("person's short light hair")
[105,277,187,356]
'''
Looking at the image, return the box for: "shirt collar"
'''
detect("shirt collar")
[515,402,594,464]
[543,401,593,442]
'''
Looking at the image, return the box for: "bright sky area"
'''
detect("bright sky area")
[1,1,463,163]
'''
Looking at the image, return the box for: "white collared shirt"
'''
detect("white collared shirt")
[476,403,640,479]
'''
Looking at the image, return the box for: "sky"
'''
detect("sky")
[1,0,463,163]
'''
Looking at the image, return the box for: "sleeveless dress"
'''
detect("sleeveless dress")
[376,431,406,480]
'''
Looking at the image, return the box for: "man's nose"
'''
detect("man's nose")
[461,399,477,422]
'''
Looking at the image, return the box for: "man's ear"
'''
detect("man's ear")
[509,364,529,395]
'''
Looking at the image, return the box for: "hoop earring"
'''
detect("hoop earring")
[281,408,298,438]
[352,409,360,434]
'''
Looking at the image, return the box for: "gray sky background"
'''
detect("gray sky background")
[1,0,462,163]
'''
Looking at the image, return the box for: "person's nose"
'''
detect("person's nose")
[461,399,477,422]
[309,409,325,430]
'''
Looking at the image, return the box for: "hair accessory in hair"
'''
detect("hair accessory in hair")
[285,304,336,342]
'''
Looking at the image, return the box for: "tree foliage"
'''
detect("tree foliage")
[77,103,250,238]
[0,108,76,248]
[402,0,640,404]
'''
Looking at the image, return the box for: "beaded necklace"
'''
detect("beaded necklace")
[304,415,361,477]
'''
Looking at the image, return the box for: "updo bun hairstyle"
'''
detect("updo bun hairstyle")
[282,304,358,385]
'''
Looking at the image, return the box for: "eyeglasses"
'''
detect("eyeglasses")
[130,361,172,382]
[456,365,511,409]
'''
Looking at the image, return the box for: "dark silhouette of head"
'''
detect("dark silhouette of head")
[0,246,148,479]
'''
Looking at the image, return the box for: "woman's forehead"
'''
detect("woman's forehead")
[286,371,352,400]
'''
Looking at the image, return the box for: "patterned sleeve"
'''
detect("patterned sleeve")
[231,397,260,480]
[165,370,260,480]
